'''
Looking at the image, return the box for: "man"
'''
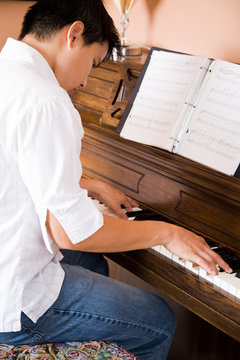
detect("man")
[0,1,231,359]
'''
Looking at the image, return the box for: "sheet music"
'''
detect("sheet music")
[120,50,209,149]
[178,60,240,175]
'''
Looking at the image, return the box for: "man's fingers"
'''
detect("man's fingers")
[122,196,139,212]
[191,247,232,275]
[212,251,232,273]
[202,245,232,274]
[189,251,218,275]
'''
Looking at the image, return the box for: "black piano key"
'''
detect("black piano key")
[222,256,239,266]
[235,271,240,278]
[126,209,166,221]
[214,248,227,256]
[126,209,173,222]
[219,265,240,273]
[231,268,240,274]
[228,259,240,266]
[132,213,163,221]
[214,248,238,261]
[229,264,240,272]
[126,209,152,218]
[208,241,217,248]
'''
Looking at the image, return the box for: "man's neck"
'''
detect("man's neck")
[21,34,60,73]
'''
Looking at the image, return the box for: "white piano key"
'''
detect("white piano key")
[178,257,186,268]
[199,268,208,280]
[236,288,240,301]
[221,279,230,293]
[185,261,200,275]
[228,285,237,297]
[200,269,215,284]
[172,254,179,263]
[228,274,240,288]
[185,260,193,270]
[159,245,172,259]
[213,274,222,288]
[225,274,240,299]
[152,245,161,253]
[165,250,173,260]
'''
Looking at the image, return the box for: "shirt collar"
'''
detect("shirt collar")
[1,38,59,85]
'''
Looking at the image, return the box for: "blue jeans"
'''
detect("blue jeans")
[0,251,176,360]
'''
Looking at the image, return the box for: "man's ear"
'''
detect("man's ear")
[67,21,84,48]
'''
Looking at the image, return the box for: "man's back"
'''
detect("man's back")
[0,38,68,332]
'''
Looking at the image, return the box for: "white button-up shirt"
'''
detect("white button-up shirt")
[0,38,103,332]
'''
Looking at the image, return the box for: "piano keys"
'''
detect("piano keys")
[152,246,240,301]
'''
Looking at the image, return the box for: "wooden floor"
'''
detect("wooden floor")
[107,259,240,360]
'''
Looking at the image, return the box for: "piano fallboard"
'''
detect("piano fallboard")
[72,56,240,342]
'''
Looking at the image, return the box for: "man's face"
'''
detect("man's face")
[57,39,108,94]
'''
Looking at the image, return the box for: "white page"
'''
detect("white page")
[177,60,240,175]
[120,50,209,150]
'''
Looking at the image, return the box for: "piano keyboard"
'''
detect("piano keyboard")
[91,198,240,302]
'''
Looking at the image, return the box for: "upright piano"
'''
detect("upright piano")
[71,53,240,349]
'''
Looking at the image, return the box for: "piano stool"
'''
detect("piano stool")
[0,341,139,359]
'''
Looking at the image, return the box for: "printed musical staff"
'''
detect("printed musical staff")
[119,48,240,175]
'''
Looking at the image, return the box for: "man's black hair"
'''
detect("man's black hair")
[18,0,121,58]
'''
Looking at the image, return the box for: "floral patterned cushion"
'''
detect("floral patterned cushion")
[0,341,139,359]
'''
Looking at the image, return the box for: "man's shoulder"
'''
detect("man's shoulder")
[0,57,71,111]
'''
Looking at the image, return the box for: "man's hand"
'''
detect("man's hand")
[80,178,138,219]
[163,224,232,276]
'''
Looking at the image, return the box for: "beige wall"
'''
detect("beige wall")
[1,0,240,62]
[104,0,240,62]
[0,1,33,48]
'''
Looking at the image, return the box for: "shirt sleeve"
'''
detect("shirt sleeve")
[17,96,103,252]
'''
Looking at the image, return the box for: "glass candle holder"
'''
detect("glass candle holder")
[113,0,142,56]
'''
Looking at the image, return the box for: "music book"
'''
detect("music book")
[116,47,240,176]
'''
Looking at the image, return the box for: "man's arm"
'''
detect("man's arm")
[46,209,232,276]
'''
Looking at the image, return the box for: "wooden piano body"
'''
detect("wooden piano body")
[71,55,240,348]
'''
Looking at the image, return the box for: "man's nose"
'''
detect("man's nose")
[80,78,87,88]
